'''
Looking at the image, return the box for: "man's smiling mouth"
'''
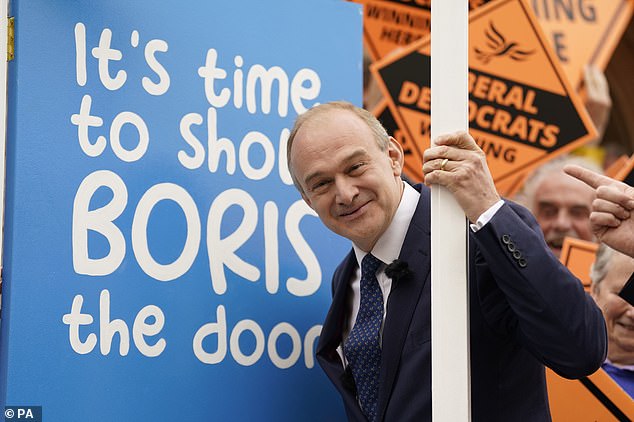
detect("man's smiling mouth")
[339,201,369,218]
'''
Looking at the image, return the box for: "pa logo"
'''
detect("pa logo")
[4,406,41,421]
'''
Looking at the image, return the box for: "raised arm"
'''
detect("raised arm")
[564,164,634,257]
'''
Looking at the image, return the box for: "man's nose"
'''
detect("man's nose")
[335,177,358,205]
[553,209,572,231]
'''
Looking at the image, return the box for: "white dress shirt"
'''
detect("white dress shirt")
[337,182,504,365]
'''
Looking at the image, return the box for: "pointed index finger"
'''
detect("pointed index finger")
[563,164,613,189]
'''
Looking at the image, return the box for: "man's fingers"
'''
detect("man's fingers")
[592,197,630,220]
[423,145,471,164]
[563,164,612,189]
[422,157,451,175]
[425,131,481,164]
[432,131,478,150]
[596,185,634,210]
[590,211,622,230]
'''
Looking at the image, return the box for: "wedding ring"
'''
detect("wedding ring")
[440,158,449,171]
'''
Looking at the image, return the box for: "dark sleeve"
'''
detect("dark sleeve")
[619,273,634,306]
[471,201,607,379]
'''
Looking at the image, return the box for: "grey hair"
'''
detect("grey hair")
[286,101,390,193]
[590,243,616,293]
[514,155,603,209]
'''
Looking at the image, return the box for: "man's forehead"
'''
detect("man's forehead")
[295,110,371,150]
[536,173,595,197]
[301,109,359,132]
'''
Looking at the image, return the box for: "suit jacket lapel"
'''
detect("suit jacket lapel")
[316,250,367,418]
[316,249,356,373]
[377,185,431,420]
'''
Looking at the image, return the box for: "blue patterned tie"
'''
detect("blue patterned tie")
[344,253,384,421]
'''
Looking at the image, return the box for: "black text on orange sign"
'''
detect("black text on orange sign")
[397,71,562,149]
[399,72,540,114]
[475,135,518,163]
[530,0,598,64]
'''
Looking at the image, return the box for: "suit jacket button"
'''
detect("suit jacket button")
[513,250,522,259]
[518,258,527,268]
[502,234,511,244]
[507,242,516,252]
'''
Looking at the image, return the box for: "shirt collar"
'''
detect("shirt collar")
[605,358,634,372]
[353,182,420,267]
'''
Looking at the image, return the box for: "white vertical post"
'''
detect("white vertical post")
[431,0,470,421]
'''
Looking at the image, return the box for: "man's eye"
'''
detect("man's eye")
[538,205,557,218]
[311,180,330,192]
[570,207,590,219]
[349,162,366,173]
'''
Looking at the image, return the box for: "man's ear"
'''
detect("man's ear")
[387,136,404,176]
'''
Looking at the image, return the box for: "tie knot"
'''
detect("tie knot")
[362,253,382,276]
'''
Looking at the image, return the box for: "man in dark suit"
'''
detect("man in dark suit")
[287,101,607,421]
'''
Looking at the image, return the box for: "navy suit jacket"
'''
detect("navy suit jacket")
[316,185,607,421]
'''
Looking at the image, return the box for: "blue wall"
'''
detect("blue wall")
[0,1,362,420]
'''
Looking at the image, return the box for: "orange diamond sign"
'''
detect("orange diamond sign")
[351,0,491,61]
[372,0,598,187]
[532,0,634,88]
